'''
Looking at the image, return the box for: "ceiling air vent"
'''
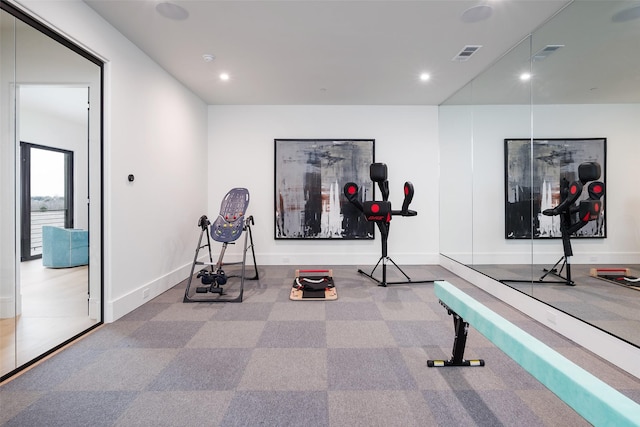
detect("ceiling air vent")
[532,45,564,61]
[452,45,482,61]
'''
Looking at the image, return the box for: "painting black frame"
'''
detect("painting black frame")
[504,137,606,239]
[274,139,375,240]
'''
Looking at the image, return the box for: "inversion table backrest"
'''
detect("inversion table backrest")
[211,188,250,243]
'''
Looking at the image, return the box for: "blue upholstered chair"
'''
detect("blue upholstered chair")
[42,226,89,268]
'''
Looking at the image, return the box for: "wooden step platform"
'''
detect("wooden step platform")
[290,269,337,301]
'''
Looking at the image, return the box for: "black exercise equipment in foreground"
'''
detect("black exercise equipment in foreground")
[343,162,436,287]
[427,299,485,368]
[183,188,258,303]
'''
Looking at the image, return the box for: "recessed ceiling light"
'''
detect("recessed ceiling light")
[156,2,189,21]
[220,73,230,81]
[419,73,430,82]
[460,5,493,23]
[520,73,531,81]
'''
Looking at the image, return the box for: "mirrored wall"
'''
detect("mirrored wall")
[1,2,103,380]
[440,1,640,347]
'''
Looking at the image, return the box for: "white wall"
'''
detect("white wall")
[442,103,640,265]
[15,0,209,321]
[19,90,89,230]
[438,104,474,264]
[208,105,440,266]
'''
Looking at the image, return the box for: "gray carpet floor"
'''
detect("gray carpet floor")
[2,264,640,426]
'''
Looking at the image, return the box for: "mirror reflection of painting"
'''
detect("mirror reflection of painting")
[504,138,606,239]
[274,139,374,240]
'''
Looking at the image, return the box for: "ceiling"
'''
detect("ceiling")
[83,0,580,106]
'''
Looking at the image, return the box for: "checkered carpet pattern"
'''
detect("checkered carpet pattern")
[3,265,640,426]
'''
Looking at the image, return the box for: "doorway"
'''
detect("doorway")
[15,85,94,368]
[20,143,74,261]
[1,2,103,380]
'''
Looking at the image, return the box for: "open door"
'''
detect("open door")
[20,143,74,261]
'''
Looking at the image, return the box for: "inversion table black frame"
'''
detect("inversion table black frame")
[183,214,258,303]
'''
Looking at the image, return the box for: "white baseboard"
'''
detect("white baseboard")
[257,252,440,266]
[455,251,640,265]
[105,262,193,322]
[89,297,100,320]
[0,296,16,319]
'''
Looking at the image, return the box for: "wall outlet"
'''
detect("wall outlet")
[143,288,150,299]
[546,310,556,325]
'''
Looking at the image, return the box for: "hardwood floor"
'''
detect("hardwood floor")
[1,260,97,377]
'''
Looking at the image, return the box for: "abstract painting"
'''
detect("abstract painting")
[274,139,375,239]
[504,138,606,239]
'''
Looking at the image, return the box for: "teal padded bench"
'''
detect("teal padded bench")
[42,226,89,268]
[429,280,640,427]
